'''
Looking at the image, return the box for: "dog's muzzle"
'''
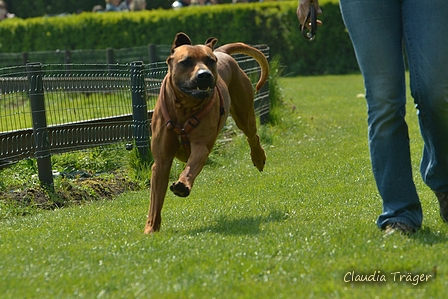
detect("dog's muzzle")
[180,69,215,100]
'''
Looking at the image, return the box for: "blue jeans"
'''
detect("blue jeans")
[340,0,448,230]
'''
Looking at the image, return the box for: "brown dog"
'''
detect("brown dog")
[144,32,269,233]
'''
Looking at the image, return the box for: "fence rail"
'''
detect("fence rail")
[0,45,270,187]
[0,44,171,68]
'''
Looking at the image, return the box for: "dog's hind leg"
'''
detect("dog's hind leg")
[233,112,266,172]
[229,79,266,172]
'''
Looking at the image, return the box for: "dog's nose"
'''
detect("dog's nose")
[197,69,212,80]
[196,69,214,88]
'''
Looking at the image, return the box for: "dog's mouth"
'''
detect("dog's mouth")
[178,69,215,100]
[179,84,215,100]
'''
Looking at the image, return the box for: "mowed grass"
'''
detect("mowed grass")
[1,74,447,298]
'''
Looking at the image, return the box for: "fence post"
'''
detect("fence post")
[148,44,157,64]
[106,47,116,75]
[22,52,29,65]
[259,80,270,125]
[65,50,72,73]
[106,47,115,64]
[64,50,72,64]
[130,61,150,161]
[26,62,54,190]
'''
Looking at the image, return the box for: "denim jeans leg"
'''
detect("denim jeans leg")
[340,0,422,229]
[402,0,448,193]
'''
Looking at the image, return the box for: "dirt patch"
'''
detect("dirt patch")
[0,172,142,213]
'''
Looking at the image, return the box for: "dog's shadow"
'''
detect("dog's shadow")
[189,209,289,236]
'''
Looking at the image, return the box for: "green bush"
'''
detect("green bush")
[0,1,358,75]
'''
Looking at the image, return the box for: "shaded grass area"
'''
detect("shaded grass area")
[1,75,447,298]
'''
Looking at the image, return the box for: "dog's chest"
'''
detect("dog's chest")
[174,99,208,116]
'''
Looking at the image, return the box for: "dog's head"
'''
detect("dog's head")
[167,32,218,100]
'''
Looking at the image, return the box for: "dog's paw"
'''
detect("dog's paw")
[170,181,191,197]
[144,219,161,234]
[253,160,266,172]
[253,161,266,172]
[144,226,156,234]
[247,135,266,172]
[251,148,266,172]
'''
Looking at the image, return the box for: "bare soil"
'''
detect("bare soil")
[0,172,141,212]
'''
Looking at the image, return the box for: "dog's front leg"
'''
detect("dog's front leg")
[144,158,173,234]
[170,143,210,197]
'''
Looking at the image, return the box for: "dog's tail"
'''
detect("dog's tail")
[215,43,269,92]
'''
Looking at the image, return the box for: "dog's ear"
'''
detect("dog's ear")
[171,32,192,54]
[205,37,218,50]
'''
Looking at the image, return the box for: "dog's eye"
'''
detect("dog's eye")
[180,58,193,68]
[205,57,216,67]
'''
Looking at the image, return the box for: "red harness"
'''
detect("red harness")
[159,77,226,148]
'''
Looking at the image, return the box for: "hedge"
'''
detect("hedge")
[0,1,359,75]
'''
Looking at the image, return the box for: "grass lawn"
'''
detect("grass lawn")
[1,74,447,298]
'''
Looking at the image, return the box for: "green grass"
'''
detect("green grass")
[1,74,447,298]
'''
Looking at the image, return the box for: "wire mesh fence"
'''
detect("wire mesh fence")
[0,64,154,131]
[0,45,270,185]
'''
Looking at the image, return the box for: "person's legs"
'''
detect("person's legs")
[340,0,422,230]
[403,0,448,223]
[402,0,448,193]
